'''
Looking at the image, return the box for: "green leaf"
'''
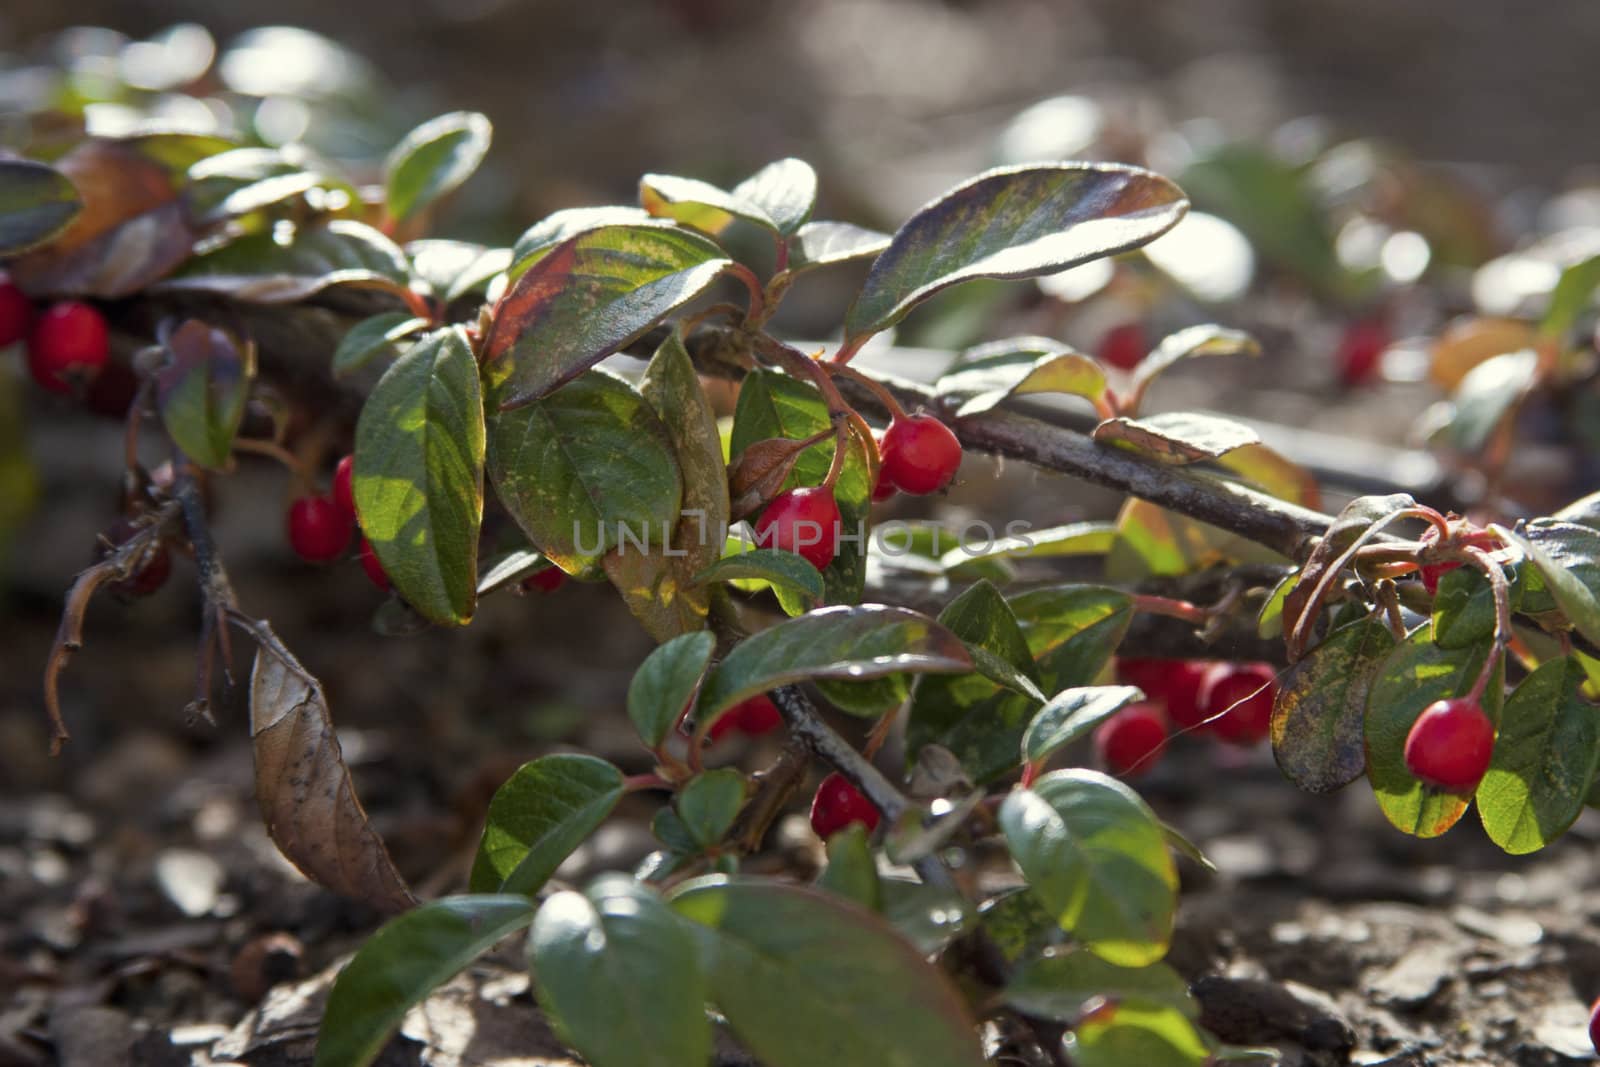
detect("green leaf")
[731,369,871,604]
[1065,1003,1211,1067]
[980,889,1069,965]
[816,675,912,718]
[508,205,654,275]
[1005,950,1196,1022]
[0,159,82,254]
[1365,628,1499,837]
[1477,656,1600,854]
[155,319,254,470]
[353,326,485,626]
[406,239,512,302]
[384,111,492,222]
[468,754,625,895]
[844,164,1187,344]
[1012,586,1135,694]
[999,769,1178,966]
[1270,617,1395,794]
[640,172,776,235]
[1555,491,1600,532]
[1022,685,1146,767]
[693,548,826,608]
[1445,350,1537,453]
[483,224,731,406]
[186,145,354,224]
[787,221,892,272]
[1257,570,1298,640]
[935,344,1106,418]
[940,521,1117,571]
[677,769,746,848]
[627,631,715,748]
[937,580,1046,698]
[731,158,817,236]
[529,877,709,1067]
[314,895,536,1067]
[1541,253,1600,337]
[332,311,430,376]
[1093,412,1260,465]
[1498,521,1600,647]
[1432,563,1521,649]
[486,369,683,573]
[1127,325,1260,403]
[817,823,883,911]
[159,219,409,303]
[671,877,987,1067]
[696,605,971,723]
[880,878,972,954]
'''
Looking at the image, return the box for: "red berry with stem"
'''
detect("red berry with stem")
[1094,703,1168,776]
[879,414,962,495]
[1116,658,1211,730]
[0,274,33,347]
[1403,697,1494,791]
[28,301,109,394]
[1198,662,1278,745]
[735,694,783,735]
[1097,322,1147,371]
[809,772,880,838]
[286,495,353,563]
[333,455,356,522]
[358,537,390,590]
[522,567,566,593]
[1335,317,1389,387]
[754,486,841,571]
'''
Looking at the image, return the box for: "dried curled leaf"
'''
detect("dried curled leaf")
[250,632,415,914]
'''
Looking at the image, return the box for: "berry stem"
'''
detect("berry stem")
[1130,594,1210,627]
[822,416,850,490]
[724,262,768,325]
[1461,544,1512,704]
[622,773,674,794]
[860,702,899,761]
[827,362,908,421]
[234,437,314,488]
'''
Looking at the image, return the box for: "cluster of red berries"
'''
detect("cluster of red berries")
[873,413,963,501]
[707,693,783,743]
[1093,658,1280,776]
[1,274,114,397]
[285,455,389,590]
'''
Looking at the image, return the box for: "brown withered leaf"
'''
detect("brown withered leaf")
[249,633,415,914]
[727,435,814,521]
[9,138,195,297]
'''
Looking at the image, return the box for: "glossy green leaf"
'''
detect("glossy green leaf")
[1214,442,1322,509]
[1128,325,1260,402]
[641,172,773,234]
[483,224,731,406]
[314,895,536,1067]
[692,548,825,608]
[1005,950,1196,1022]
[1093,412,1260,465]
[469,754,624,895]
[880,878,973,955]
[1022,685,1146,767]
[939,580,1046,698]
[186,146,351,223]
[508,205,654,275]
[815,675,912,718]
[0,159,82,254]
[159,219,409,303]
[731,158,817,236]
[627,631,715,748]
[1541,253,1600,337]
[1498,521,1600,648]
[1365,628,1498,837]
[999,769,1178,966]
[486,369,682,573]
[354,326,484,625]
[1432,563,1520,649]
[529,877,709,1067]
[941,521,1117,570]
[1011,585,1134,694]
[677,769,746,848]
[787,221,892,272]
[332,312,430,376]
[1477,656,1600,854]
[1555,490,1600,532]
[671,877,987,1067]
[1107,498,1283,584]
[844,163,1186,343]
[1257,570,1298,640]
[407,239,512,302]
[1446,350,1537,453]
[384,111,492,222]
[1066,1003,1210,1067]
[155,319,254,470]
[696,605,971,723]
[731,369,871,604]
[936,345,1106,418]
[817,823,882,911]
[980,889,1069,965]
[1270,617,1395,794]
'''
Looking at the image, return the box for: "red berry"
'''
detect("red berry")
[735,694,783,735]
[83,360,139,418]
[1094,703,1168,776]
[1416,524,1498,595]
[1116,658,1211,730]
[333,455,356,522]
[1097,323,1147,371]
[0,275,34,347]
[1403,697,1494,791]
[1335,318,1389,387]
[708,708,741,743]
[522,567,566,593]
[754,486,841,571]
[358,537,390,590]
[879,414,962,496]
[809,772,880,838]
[28,301,109,394]
[871,458,897,502]
[286,495,352,563]
[1198,662,1278,745]
[1588,997,1600,1055]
